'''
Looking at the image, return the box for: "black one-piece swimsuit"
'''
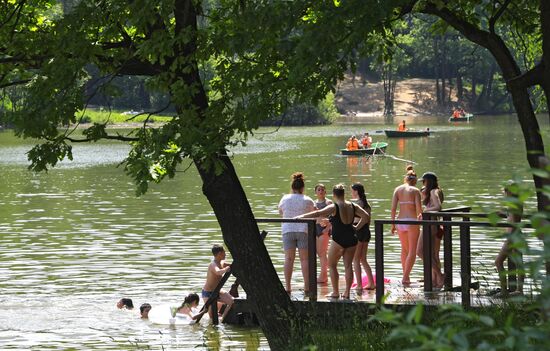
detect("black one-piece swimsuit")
[329,203,358,248]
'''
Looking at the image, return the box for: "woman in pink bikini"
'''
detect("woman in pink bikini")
[390,165,422,285]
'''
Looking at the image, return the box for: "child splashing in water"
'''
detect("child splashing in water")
[177,293,200,320]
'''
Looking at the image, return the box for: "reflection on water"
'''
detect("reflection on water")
[0,114,547,350]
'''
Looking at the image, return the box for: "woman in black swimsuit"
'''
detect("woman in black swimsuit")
[296,184,370,299]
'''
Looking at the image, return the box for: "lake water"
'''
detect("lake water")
[0,114,547,350]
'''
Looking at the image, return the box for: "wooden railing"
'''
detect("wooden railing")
[422,206,471,292]
[374,207,527,307]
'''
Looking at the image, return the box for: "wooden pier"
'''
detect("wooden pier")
[208,207,528,326]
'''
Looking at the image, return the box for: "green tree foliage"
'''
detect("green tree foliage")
[2,1,549,349]
[0,1,405,349]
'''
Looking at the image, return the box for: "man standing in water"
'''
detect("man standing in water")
[202,244,234,322]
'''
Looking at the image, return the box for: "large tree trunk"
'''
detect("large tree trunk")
[172,1,300,349]
[196,153,301,350]
[447,77,453,104]
[475,62,496,112]
[541,0,550,126]
[383,62,395,116]
[457,73,463,102]
[441,35,447,105]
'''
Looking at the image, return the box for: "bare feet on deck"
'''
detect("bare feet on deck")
[433,273,445,290]
[325,293,340,299]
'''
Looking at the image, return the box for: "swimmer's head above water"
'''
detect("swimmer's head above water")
[117,298,134,309]
[140,303,152,318]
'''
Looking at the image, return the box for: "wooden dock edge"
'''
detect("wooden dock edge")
[223,298,439,327]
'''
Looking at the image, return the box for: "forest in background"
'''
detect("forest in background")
[0,9,546,127]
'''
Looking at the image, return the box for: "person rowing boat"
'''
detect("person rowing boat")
[346,135,360,150]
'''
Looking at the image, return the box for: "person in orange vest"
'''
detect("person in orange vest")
[346,135,359,150]
[397,120,407,131]
[453,109,460,118]
[361,132,372,148]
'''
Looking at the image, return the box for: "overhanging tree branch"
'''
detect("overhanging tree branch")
[0,0,26,29]
[507,61,545,89]
[0,79,30,89]
[489,0,512,34]
[65,133,139,143]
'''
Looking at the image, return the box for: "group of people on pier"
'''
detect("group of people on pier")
[278,167,445,299]
[279,168,523,299]
[116,170,522,325]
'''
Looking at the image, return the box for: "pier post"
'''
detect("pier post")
[307,220,317,300]
[442,215,453,289]
[460,217,471,308]
[375,221,384,304]
[422,214,433,292]
[211,303,219,324]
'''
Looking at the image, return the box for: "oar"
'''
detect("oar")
[385,154,416,164]
[371,142,378,155]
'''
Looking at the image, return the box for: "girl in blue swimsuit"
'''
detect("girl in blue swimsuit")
[296,184,370,299]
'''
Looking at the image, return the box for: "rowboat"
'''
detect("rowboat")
[341,142,388,156]
[384,130,430,138]
[449,113,474,122]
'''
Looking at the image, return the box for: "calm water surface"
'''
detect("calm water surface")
[0,114,547,350]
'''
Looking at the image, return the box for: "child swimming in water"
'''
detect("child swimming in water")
[177,293,200,320]
[116,298,134,310]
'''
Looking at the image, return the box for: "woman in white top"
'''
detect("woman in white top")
[278,172,316,294]
[390,166,422,285]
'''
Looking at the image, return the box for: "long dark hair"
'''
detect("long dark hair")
[179,293,199,309]
[351,182,371,211]
[422,174,444,206]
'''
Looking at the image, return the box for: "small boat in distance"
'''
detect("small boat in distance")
[449,113,474,122]
[384,130,430,138]
[341,142,388,156]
